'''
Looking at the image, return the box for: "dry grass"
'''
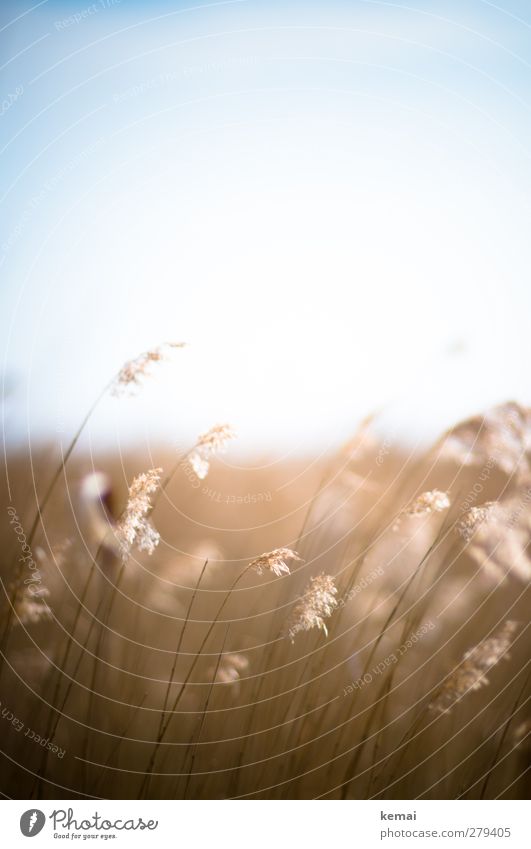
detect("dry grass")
[0,382,529,800]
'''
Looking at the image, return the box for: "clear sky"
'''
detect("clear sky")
[2,0,531,457]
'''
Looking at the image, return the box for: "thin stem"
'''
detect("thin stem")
[159,560,210,736]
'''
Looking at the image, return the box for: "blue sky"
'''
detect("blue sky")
[2,0,531,456]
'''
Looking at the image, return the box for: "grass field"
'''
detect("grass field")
[1,362,529,799]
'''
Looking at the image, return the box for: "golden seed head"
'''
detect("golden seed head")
[405,490,451,516]
[285,574,338,641]
[429,621,519,714]
[456,502,498,542]
[196,424,237,452]
[112,342,185,396]
[188,424,236,481]
[115,468,162,560]
[249,547,302,577]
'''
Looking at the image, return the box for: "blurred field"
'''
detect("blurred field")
[0,408,529,799]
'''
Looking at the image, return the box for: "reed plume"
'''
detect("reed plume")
[12,575,51,626]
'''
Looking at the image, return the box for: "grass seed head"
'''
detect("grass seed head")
[188,424,236,480]
[456,502,497,542]
[405,490,450,516]
[115,468,162,560]
[112,343,185,396]
[429,620,519,714]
